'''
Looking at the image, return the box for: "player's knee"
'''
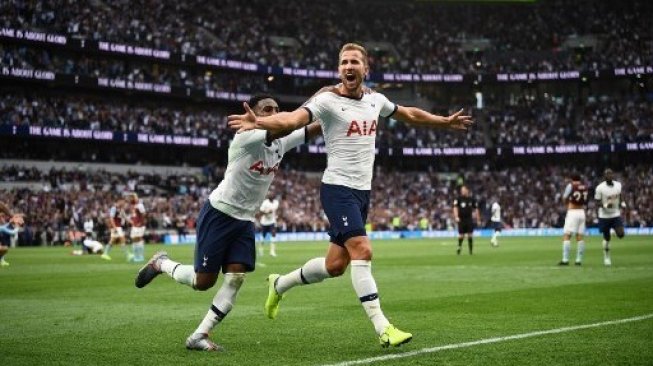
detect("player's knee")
[616,229,625,239]
[325,258,348,277]
[602,230,611,241]
[194,277,218,291]
[345,237,373,260]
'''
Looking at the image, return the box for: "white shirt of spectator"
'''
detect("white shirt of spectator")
[304,90,396,190]
[83,219,94,233]
[209,128,306,222]
[594,180,622,219]
[259,198,279,226]
[491,202,501,222]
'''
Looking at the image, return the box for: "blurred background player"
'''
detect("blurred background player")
[453,185,481,255]
[559,174,588,266]
[0,201,24,267]
[72,237,105,256]
[594,169,625,266]
[489,198,502,247]
[83,215,95,240]
[103,198,131,261]
[135,94,321,351]
[128,193,147,263]
[258,191,280,257]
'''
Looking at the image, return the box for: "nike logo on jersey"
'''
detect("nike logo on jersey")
[341,107,347,111]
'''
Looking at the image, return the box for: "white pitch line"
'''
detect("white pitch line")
[318,313,653,366]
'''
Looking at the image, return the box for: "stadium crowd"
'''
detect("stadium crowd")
[1,0,651,73]
[2,163,651,246]
[2,92,651,148]
[0,44,267,93]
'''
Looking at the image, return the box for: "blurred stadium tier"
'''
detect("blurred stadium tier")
[0,0,652,246]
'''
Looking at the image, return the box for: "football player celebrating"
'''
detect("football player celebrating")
[135,93,321,351]
[228,42,472,347]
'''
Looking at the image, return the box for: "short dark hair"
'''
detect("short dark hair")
[571,174,581,181]
[249,93,278,108]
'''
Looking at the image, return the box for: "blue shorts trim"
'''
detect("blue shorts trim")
[598,217,623,233]
[320,183,370,246]
[194,201,256,273]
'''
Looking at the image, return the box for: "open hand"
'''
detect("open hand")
[447,109,474,130]
[227,102,258,133]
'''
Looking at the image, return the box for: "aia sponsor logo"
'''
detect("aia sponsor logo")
[346,120,377,137]
[249,160,279,175]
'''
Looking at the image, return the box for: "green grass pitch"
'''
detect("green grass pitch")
[1,236,652,366]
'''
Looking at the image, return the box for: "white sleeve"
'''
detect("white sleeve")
[260,200,268,212]
[272,200,279,211]
[231,129,267,149]
[136,203,146,214]
[377,93,398,118]
[280,127,307,154]
[303,93,329,123]
[562,183,572,200]
[594,185,602,200]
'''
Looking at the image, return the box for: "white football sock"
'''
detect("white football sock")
[132,241,145,260]
[562,240,571,263]
[576,241,585,263]
[270,242,277,256]
[602,240,611,260]
[276,257,330,295]
[161,259,196,287]
[194,273,245,335]
[350,260,390,335]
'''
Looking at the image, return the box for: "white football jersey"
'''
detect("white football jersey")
[304,88,396,190]
[83,239,104,254]
[491,202,501,222]
[259,198,279,226]
[594,180,622,219]
[83,219,94,233]
[209,128,306,221]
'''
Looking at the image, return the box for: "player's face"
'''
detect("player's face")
[605,170,614,182]
[338,50,368,92]
[254,98,279,117]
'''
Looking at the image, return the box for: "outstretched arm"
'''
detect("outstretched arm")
[228,103,311,134]
[394,106,473,131]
